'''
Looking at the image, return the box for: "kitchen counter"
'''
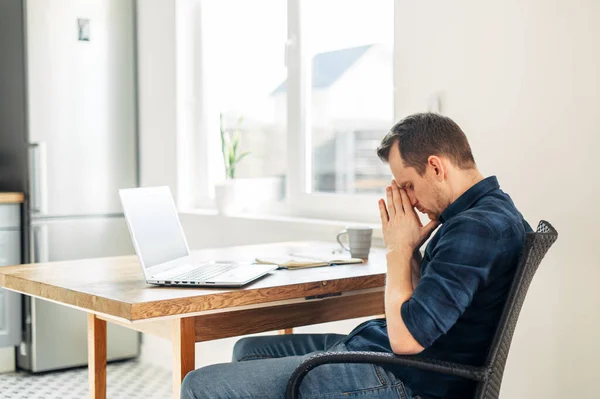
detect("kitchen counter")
[0,193,24,204]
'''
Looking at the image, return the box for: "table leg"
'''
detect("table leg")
[87,314,107,399]
[172,318,195,399]
[278,328,294,334]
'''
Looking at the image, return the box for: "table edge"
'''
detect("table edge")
[0,273,386,322]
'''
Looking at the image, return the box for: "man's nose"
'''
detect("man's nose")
[407,190,417,206]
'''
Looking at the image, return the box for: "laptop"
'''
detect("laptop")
[118,186,277,287]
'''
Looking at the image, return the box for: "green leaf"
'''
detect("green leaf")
[236,151,251,164]
[218,114,249,180]
[232,132,239,157]
[220,114,228,176]
[228,143,235,160]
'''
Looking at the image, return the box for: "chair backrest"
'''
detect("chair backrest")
[474,220,558,398]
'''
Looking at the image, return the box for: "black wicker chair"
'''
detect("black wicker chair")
[286,220,558,399]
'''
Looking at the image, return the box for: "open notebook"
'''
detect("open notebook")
[255,251,364,269]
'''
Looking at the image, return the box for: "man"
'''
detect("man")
[181,113,531,399]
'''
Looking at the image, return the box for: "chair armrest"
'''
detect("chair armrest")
[285,351,489,399]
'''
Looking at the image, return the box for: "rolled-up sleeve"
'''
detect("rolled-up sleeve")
[401,218,498,348]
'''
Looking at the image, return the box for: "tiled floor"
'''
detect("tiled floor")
[0,360,171,399]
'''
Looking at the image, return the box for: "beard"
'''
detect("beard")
[426,211,439,221]
[425,183,446,221]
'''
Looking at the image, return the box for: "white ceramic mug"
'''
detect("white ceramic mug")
[336,227,373,259]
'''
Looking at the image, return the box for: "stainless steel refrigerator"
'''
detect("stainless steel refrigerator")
[0,0,140,372]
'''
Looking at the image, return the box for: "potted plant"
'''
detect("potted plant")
[214,114,250,214]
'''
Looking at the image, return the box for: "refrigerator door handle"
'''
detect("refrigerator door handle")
[28,142,47,216]
[31,223,49,264]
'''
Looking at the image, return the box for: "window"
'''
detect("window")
[192,0,395,220]
[202,0,287,181]
[305,1,394,194]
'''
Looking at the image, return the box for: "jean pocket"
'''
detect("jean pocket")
[302,363,387,399]
[338,385,408,398]
[372,366,415,399]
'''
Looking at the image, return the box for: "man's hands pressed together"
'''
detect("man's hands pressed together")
[379,180,439,257]
[379,180,439,355]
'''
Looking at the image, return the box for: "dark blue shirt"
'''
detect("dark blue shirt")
[344,176,532,399]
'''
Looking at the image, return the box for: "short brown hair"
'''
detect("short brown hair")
[377,113,476,175]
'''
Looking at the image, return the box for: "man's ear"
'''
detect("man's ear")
[427,155,445,181]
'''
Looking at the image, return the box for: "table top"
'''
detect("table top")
[0,192,24,203]
[0,241,387,322]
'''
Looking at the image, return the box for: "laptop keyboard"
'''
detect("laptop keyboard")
[171,263,239,282]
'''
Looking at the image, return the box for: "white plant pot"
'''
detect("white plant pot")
[215,177,285,215]
[214,180,244,215]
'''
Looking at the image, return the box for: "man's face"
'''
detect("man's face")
[387,142,446,221]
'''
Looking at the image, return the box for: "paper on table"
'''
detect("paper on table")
[255,251,363,269]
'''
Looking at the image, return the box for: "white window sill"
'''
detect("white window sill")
[180,207,384,240]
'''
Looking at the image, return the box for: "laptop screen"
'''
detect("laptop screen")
[119,186,190,269]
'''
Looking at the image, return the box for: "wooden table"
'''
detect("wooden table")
[0,241,387,399]
[0,192,24,204]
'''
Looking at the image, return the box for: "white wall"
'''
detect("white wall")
[138,1,599,397]
[394,1,600,397]
[137,0,178,191]
[137,0,219,208]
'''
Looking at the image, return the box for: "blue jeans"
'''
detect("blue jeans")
[181,333,413,399]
